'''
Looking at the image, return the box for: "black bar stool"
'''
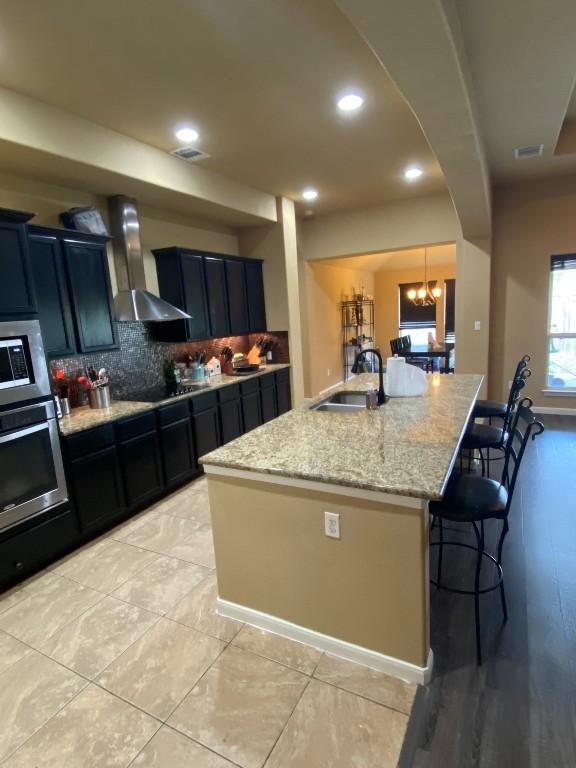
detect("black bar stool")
[461,367,531,475]
[472,354,530,421]
[430,398,544,665]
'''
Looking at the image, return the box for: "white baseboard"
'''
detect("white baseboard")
[533,406,576,416]
[217,597,433,685]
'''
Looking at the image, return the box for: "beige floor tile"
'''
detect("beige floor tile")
[38,595,158,679]
[119,514,215,566]
[112,555,211,614]
[132,726,235,767]
[233,625,322,675]
[168,645,308,768]
[3,684,160,768]
[168,572,242,642]
[0,630,31,675]
[0,574,102,647]
[313,654,417,715]
[265,678,408,768]
[52,539,159,593]
[98,617,225,720]
[0,570,65,615]
[0,651,86,762]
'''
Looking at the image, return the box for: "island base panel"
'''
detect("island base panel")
[207,475,430,673]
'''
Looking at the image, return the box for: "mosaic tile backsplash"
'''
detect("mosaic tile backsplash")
[49,323,289,406]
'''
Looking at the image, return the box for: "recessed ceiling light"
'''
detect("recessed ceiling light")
[175,126,199,144]
[404,166,423,181]
[337,93,364,112]
[302,187,318,201]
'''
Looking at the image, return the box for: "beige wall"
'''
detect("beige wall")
[491,176,576,408]
[374,263,456,353]
[0,173,239,298]
[209,475,429,668]
[303,260,375,395]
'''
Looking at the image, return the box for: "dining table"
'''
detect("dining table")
[401,343,454,374]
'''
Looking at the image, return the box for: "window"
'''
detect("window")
[547,255,576,390]
[398,282,437,346]
[444,279,456,343]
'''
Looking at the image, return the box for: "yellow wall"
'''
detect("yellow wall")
[491,176,576,408]
[303,260,375,395]
[374,264,456,353]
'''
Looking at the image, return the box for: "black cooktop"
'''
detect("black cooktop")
[122,384,208,403]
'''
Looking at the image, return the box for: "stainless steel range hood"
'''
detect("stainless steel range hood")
[108,195,191,322]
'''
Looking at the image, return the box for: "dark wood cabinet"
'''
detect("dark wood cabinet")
[190,392,221,461]
[219,385,243,444]
[28,232,76,356]
[204,256,230,337]
[260,374,278,423]
[241,390,262,432]
[63,237,118,353]
[157,401,198,488]
[68,445,125,531]
[225,259,249,335]
[0,209,36,317]
[245,260,267,332]
[119,431,163,510]
[153,249,210,342]
[276,369,292,415]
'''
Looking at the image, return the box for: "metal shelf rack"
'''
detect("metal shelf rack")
[341,298,376,381]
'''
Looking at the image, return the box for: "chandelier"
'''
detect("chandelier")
[406,248,442,306]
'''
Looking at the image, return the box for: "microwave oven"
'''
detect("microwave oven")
[0,320,51,408]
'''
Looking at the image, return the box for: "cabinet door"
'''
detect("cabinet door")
[69,446,125,531]
[0,221,36,315]
[241,390,262,433]
[260,383,278,423]
[181,253,211,340]
[245,260,267,332]
[63,240,118,352]
[119,431,164,510]
[219,398,243,444]
[204,256,230,337]
[160,418,198,488]
[192,407,221,462]
[275,370,292,415]
[29,234,76,357]
[225,260,249,335]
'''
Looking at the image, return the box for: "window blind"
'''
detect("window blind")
[399,282,437,329]
[444,279,456,340]
[551,254,576,271]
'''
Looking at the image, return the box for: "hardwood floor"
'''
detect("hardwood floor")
[400,415,576,768]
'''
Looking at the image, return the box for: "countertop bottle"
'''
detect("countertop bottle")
[366,382,378,410]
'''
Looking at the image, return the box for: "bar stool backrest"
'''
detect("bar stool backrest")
[390,338,401,355]
[501,397,544,516]
[513,354,531,381]
[502,367,531,433]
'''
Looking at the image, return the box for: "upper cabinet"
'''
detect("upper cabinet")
[0,208,37,317]
[28,226,117,357]
[152,247,266,342]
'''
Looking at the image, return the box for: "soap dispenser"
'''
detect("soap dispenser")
[365,382,378,410]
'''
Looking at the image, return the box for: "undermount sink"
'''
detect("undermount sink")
[310,390,367,413]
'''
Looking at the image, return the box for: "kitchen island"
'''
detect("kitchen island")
[202,372,482,683]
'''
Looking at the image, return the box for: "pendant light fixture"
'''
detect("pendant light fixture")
[407,248,442,306]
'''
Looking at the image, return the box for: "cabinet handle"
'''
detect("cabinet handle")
[14,561,24,569]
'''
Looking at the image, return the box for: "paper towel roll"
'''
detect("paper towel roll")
[386,356,428,397]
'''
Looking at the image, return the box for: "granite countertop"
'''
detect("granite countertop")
[201,373,483,501]
[58,364,290,437]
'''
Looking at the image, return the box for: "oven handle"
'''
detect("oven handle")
[0,421,49,444]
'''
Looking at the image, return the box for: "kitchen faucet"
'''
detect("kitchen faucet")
[351,349,389,405]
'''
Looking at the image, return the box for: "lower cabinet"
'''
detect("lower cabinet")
[276,369,292,415]
[68,445,125,531]
[260,373,278,423]
[240,378,262,433]
[190,392,221,460]
[119,431,164,510]
[218,385,243,445]
[157,402,198,488]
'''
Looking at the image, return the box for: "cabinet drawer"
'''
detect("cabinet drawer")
[157,401,189,426]
[239,378,259,396]
[65,424,115,460]
[0,506,79,589]
[116,411,156,441]
[218,384,240,403]
[190,391,218,413]
[259,373,276,390]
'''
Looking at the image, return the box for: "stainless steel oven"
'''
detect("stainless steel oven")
[0,399,67,532]
[0,319,51,407]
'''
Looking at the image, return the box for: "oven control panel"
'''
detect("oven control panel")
[0,405,47,434]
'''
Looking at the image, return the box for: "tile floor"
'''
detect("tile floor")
[0,477,416,767]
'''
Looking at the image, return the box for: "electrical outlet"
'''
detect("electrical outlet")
[474,320,481,331]
[324,511,340,539]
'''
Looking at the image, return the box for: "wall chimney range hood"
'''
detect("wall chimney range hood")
[108,195,191,322]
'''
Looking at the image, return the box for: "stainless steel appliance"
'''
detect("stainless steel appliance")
[0,320,68,533]
[0,319,51,407]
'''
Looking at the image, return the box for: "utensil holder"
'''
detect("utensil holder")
[88,386,111,409]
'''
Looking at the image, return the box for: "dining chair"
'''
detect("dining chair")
[430,397,544,664]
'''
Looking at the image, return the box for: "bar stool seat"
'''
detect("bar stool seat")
[430,473,507,522]
[463,423,506,450]
[472,399,507,419]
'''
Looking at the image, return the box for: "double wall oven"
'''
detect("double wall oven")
[0,320,67,533]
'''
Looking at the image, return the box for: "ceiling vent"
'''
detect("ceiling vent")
[514,144,544,160]
[170,146,211,162]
